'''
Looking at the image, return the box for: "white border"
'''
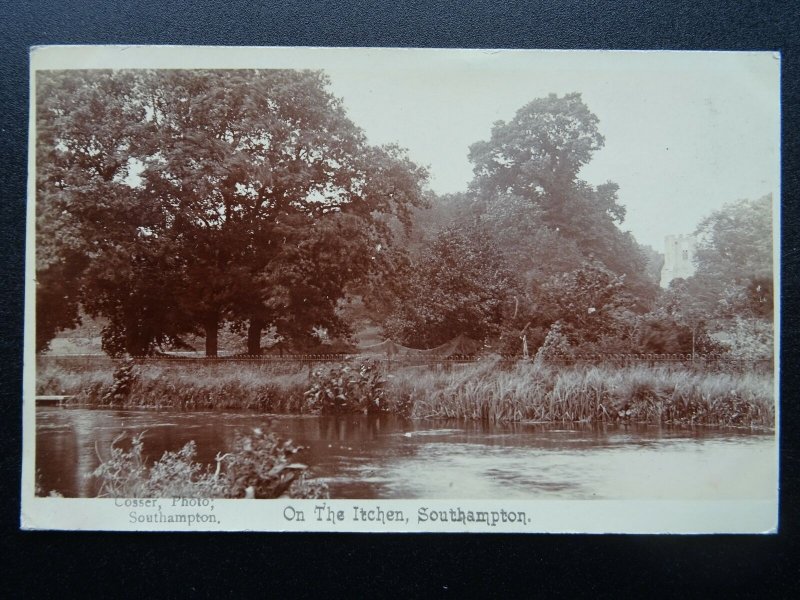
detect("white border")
[22,46,781,533]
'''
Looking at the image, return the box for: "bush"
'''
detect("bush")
[89,427,328,499]
[723,317,773,361]
[220,427,328,499]
[100,357,139,405]
[304,360,387,414]
[534,321,573,363]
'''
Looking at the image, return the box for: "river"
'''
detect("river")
[35,407,777,499]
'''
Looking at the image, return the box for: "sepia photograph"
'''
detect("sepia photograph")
[22,46,779,532]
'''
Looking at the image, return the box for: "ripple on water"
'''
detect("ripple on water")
[36,423,72,431]
[399,429,464,438]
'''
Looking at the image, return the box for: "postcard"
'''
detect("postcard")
[22,46,779,532]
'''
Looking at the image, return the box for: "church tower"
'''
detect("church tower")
[660,234,696,287]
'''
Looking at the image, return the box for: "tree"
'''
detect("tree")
[639,244,665,286]
[35,70,175,353]
[36,69,428,356]
[694,195,773,283]
[536,261,637,345]
[691,194,774,320]
[140,70,429,355]
[678,195,775,359]
[643,278,722,356]
[466,93,657,309]
[468,93,604,199]
[469,192,586,283]
[384,224,520,347]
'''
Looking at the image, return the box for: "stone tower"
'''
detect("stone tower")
[660,234,696,287]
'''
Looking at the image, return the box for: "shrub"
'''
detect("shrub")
[304,360,387,414]
[723,317,773,361]
[219,427,328,499]
[100,357,139,405]
[534,321,573,364]
[89,427,328,499]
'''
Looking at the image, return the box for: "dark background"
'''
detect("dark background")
[1,1,798,597]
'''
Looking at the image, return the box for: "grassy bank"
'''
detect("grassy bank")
[393,360,774,427]
[37,360,310,411]
[37,358,775,427]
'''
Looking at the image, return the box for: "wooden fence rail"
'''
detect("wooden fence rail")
[37,352,773,372]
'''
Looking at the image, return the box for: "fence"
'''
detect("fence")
[37,352,773,373]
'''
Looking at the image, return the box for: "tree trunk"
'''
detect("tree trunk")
[126,335,148,357]
[205,316,219,357]
[124,314,149,357]
[247,318,264,355]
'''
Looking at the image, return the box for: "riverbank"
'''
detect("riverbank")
[36,358,775,427]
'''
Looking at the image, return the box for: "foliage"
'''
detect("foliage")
[468,92,604,195]
[40,357,773,427]
[636,316,693,354]
[534,321,574,363]
[35,71,135,351]
[100,357,139,405]
[721,318,774,362]
[305,360,387,414]
[465,92,657,308]
[694,195,773,285]
[383,224,520,347]
[646,196,775,361]
[219,427,328,499]
[90,428,328,499]
[36,70,428,356]
[536,262,637,344]
[717,277,774,321]
[689,195,774,321]
[639,244,665,286]
[634,307,722,355]
[404,362,774,427]
[492,323,548,357]
[37,358,314,410]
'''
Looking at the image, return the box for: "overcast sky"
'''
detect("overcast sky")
[35,47,781,251]
[319,50,780,250]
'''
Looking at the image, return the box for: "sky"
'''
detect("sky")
[34,47,781,251]
[316,50,780,251]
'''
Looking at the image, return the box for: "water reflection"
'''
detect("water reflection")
[35,407,776,500]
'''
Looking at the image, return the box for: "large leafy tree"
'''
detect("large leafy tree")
[383,224,520,347]
[466,93,656,309]
[690,194,774,320]
[36,69,427,356]
[469,93,605,200]
[34,70,181,354]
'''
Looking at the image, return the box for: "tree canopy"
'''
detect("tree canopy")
[38,77,771,361]
[376,93,661,354]
[691,194,773,317]
[465,93,656,308]
[36,69,428,355]
[659,194,775,329]
[383,224,519,347]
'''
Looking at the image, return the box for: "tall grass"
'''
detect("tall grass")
[37,357,775,427]
[388,359,774,427]
[38,360,310,411]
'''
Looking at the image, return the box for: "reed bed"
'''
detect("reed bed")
[37,357,774,427]
[389,359,774,427]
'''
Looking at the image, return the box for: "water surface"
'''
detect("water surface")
[35,407,776,499]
